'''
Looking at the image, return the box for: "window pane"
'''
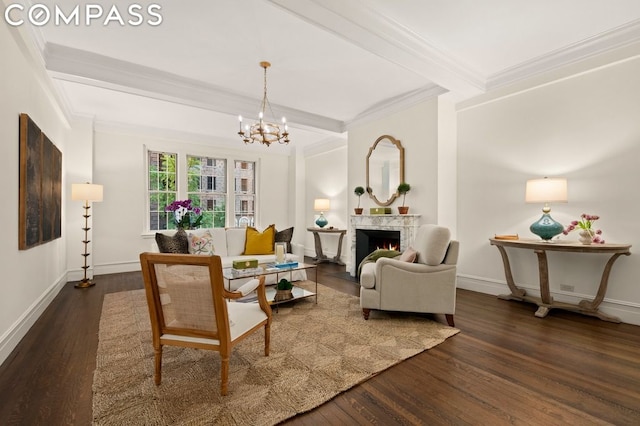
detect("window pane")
[234,160,255,227]
[148,151,177,231]
[187,155,226,228]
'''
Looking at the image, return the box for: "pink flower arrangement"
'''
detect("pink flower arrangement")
[165,199,203,229]
[562,213,605,244]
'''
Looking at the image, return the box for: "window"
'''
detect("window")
[234,160,255,227]
[148,151,177,230]
[187,155,226,228]
[147,151,256,230]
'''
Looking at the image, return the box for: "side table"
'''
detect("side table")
[307,227,346,265]
[489,238,631,322]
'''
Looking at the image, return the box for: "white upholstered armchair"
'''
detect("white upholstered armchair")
[359,224,459,326]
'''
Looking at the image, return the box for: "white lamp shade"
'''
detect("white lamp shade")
[525,178,567,203]
[314,198,330,212]
[72,183,103,202]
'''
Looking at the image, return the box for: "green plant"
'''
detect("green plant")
[277,278,293,291]
[397,182,411,207]
[354,186,365,208]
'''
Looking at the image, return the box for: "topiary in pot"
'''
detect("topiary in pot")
[354,186,365,214]
[275,278,293,302]
[397,182,411,214]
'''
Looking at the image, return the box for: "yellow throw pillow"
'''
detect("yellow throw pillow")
[244,224,276,255]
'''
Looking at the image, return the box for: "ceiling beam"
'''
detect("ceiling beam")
[269,0,486,98]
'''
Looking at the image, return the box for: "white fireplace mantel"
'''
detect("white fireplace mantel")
[349,214,421,276]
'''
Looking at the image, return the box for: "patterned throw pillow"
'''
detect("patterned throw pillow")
[189,230,215,255]
[275,227,294,253]
[155,230,189,254]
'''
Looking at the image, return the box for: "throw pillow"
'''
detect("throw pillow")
[399,246,418,263]
[155,230,189,254]
[244,224,276,255]
[275,227,294,253]
[189,230,215,255]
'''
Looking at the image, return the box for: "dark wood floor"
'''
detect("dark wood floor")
[1,260,639,425]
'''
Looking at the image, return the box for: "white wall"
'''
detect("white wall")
[304,144,349,259]
[0,23,72,364]
[457,56,640,324]
[88,129,294,275]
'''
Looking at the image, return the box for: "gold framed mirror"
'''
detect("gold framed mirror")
[366,135,405,207]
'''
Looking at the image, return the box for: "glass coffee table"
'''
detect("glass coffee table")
[222,262,318,307]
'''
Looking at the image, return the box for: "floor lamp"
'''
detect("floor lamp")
[71,183,103,288]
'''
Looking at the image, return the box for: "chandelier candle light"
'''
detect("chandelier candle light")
[525,177,567,241]
[71,183,104,288]
[314,198,330,228]
[238,61,290,147]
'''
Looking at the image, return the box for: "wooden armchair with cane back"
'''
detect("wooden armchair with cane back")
[139,252,272,395]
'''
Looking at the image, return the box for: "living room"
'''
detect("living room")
[2,1,640,423]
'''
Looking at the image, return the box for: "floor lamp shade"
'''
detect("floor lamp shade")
[525,177,567,241]
[314,198,330,228]
[72,183,103,288]
[72,183,103,202]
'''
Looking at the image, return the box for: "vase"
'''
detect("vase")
[398,206,409,215]
[354,208,363,215]
[578,230,593,245]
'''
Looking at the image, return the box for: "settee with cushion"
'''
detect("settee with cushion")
[359,224,459,326]
[155,225,306,290]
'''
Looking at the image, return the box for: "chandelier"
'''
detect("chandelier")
[238,61,290,147]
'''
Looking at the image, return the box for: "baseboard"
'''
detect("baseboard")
[457,274,640,326]
[0,273,67,366]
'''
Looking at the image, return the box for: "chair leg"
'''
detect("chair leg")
[220,354,229,396]
[264,322,271,356]
[445,314,455,327]
[362,308,371,320]
[154,346,162,385]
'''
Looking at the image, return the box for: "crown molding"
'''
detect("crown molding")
[43,43,345,134]
[488,18,640,90]
[269,0,485,98]
[345,83,448,130]
[303,135,348,158]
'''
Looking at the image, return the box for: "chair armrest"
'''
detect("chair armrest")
[375,257,455,276]
[224,276,272,316]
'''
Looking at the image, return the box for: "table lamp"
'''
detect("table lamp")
[525,177,567,241]
[72,183,104,288]
[314,198,330,228]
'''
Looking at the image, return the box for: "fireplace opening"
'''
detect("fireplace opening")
[355,229,401,277]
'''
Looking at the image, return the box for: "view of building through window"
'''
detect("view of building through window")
[147,152,256,230]
[187,155,226,228]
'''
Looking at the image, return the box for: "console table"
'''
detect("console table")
[307,227,346,265]
[489,238,631,322]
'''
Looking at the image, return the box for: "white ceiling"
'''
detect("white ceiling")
[16,0,640,152]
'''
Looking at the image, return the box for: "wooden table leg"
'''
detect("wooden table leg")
[576,252,629,322]
[495,245,527,300]
[311,231,327,262]
[332,232,346,265]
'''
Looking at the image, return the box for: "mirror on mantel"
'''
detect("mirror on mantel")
[366,135,405,207]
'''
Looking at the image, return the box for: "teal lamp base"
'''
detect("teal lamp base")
[315,213,328,228]
[530,213,563,241]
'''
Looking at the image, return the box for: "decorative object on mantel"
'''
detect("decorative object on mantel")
[165,199,203,230]
[71,182,104,288]
[525,177,567,241]
[397,182,411,214]
[354,186,365,214]
[237,61,290,146]
[314,198,330,228]
[562,213,605,244]
[370,207,391,214]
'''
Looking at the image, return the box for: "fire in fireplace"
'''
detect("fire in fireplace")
[355,229,401,276]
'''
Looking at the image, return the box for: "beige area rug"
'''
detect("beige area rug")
[92,283,459,425]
